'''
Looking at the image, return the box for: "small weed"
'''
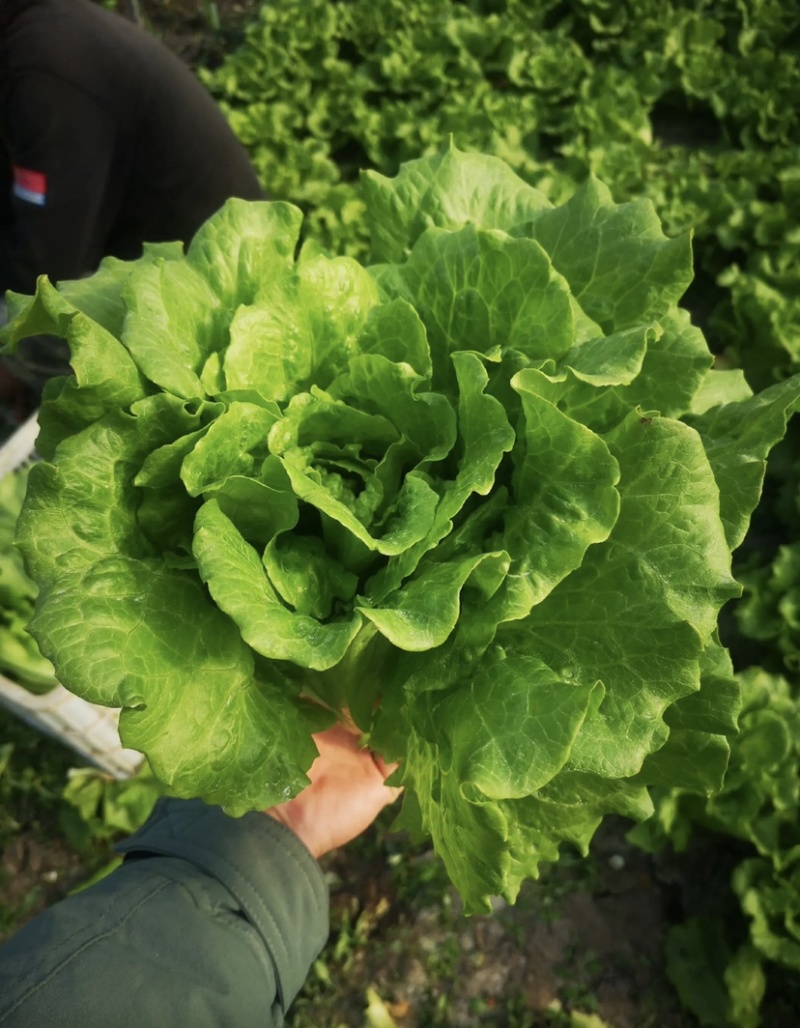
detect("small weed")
[559,982,599,1014]
[0,883,42,938]
[427,934,461,978]
[330,897,390,969]
[505,992,537,1028]
[0,710,94,937]
[0,709,80,846]
[415,987,452,1026]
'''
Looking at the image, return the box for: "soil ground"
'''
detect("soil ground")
[290,817,691,1028]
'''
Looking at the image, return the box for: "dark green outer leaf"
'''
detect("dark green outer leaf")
[685,376,800,552]
[515,412,739,779]
[520,176,694,333]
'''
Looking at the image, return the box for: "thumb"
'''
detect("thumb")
[370,752,403,803]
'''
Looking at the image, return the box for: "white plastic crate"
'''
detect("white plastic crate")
[0,412,143,778]
[0,673,142,778]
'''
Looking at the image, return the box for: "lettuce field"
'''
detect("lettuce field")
[2,1,800,1025]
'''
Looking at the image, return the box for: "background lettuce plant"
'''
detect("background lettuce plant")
[632,668,800,1026]
[3,145,799,915]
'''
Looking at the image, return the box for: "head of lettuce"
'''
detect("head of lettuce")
[3,142,799,912]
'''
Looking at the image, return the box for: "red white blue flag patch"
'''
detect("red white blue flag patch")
[12,166,47,206]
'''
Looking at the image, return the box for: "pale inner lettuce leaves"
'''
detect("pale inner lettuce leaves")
[5,144,800,913]
[224,252,380,401]
[194,499,362,670]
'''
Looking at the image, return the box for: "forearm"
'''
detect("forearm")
[0,798,329,1028]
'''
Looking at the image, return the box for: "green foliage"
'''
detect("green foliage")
[0,709,84,938]
[201,0,800,384]
[632,668,800,1025]
[0,707,76,847]
[0,703,161,931]
[3,145,797,913]
[665,918,764,1028]
[736,543,800,673]
[0,466,56,694]
[59,764,165,853]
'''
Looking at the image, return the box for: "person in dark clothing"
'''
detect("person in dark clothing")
[0,0,263,396]
[0,0,263,295]
[0,724,403,1027]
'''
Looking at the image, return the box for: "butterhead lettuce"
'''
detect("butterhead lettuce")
[3,144,800,911]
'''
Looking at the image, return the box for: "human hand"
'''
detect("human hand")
[265,724,402,858]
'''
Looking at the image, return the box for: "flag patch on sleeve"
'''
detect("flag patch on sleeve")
[12,166,47,206]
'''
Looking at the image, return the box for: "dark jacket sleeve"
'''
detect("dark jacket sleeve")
[0,71,119,294]
[0,798,329,1028]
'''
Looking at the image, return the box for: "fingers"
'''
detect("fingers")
[380,782,404,805]
[371,750,399,780]
[312,723,400,779]
[369,753,403,807]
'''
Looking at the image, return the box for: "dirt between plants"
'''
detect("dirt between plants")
[292,818,690,1027]
[0,831,89,942]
